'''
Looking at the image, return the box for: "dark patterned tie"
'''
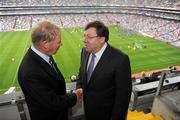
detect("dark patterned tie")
[87,53,96,82]
[49,56,57,73]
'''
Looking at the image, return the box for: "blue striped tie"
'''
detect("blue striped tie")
[49,56,57,73]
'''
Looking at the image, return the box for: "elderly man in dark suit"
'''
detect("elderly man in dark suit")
[77,21,132,120]
[18,21,82,120]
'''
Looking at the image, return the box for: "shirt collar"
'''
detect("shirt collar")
[94,43,107,58]
[31,45,50,64]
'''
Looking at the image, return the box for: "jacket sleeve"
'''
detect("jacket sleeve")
[76,48,85,89]
[112,55,132,120]
[21,74,77,111]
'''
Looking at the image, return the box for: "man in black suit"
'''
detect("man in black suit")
[18,21,82,120]
[77,21,132,120]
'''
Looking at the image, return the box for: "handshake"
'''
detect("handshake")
[72,88,83,102]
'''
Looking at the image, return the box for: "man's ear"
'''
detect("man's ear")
[40,40,49,49]
[100,37,106,43]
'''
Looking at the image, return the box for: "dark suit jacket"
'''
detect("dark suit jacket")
[77,44,132,120]
[18,48,77,120]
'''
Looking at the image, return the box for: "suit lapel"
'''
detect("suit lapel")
[88,45,112,85]
[53,60,65,80]
[81,48,90,87]
[28,48,59,78]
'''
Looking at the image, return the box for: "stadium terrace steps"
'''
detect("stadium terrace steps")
[127,110,163,120]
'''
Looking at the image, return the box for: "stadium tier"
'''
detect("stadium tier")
[0,0,179,9]
[0,1,180,120]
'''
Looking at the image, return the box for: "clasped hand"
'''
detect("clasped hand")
[73,88,83,102]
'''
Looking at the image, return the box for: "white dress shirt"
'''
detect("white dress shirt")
[87,43,107,71]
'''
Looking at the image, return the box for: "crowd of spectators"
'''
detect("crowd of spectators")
[0,0,180,9]
[0,13,179,48]
[115,14,180,47]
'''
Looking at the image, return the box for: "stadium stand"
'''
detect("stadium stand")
[0,0,179,47]
[0,0,179,120]
[152,70,180,120]
[129,69,180,112]
[0,0,179,9]
[0,13,179,47]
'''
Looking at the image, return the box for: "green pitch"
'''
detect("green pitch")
[0,26,180,94]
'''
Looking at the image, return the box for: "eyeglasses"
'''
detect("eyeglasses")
[83,35,99,39]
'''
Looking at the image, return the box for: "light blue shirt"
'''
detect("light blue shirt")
[31,45,50,65]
